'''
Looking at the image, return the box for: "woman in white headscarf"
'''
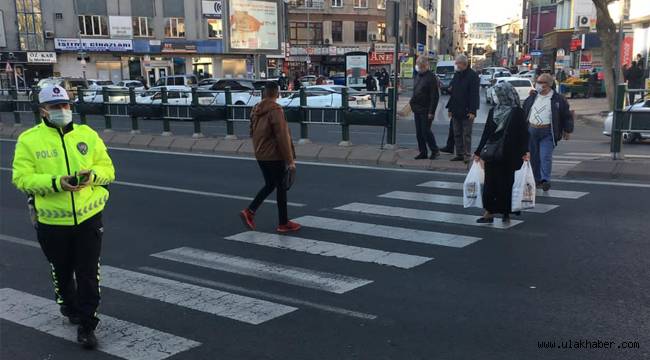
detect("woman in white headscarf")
[474,82,530,223]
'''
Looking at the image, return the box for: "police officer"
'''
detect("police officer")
[12,85,115,349]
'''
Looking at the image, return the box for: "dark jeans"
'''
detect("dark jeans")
[452,114,474,158]
[444,120,455,149]
[528,126,555,182]
[37,212,103,330]
[414,112,438,155]
[380,85,387,101]
[248,160,288,225]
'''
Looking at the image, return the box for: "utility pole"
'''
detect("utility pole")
[390,0,400,148]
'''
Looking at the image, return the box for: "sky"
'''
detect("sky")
[464,0,523,25]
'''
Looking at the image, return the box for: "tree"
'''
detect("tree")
[592,0,618,110]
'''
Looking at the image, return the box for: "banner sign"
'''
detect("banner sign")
[202,0,223,18]
[27,52,57,63]
[54,38,133,52]
[229,0,279,50]
[109,16,133,38]
[369,52,394,65]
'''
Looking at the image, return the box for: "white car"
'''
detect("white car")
[276,85,372,109]
[87,79,115,91]
[78,86,130,104]
[515,70,537,80]
[603,100,650,143]
[479,67,511,87]
[136,86,220,105]
[486,77,535,105]
[116,80,146,91]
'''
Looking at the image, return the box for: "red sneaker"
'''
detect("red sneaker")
[276,221,301,233]
[240,209,256,230]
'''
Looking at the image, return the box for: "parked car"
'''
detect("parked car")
[299,75,318,87]
[154,75,198,87]
[198,78,220,89]
[515,70,536,80]
[87,79,115,91]
[77,86,131,104]
[479,67,511,87]
[135,86,220,105]
[486,77,535,105]
[209,79,262,105]
[276,85,372,108]
[603,99,650,143]
[116,80,146,91]
[436,60,456,94]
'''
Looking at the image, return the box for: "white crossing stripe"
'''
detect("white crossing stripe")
[151,247,373,294]
[100,266,297,325]
[379,191,559,214]
[225,231,432,269]
[417,180,588,199]
[293,215,481,248]
[0,288,200,360]
[335,203,521,229]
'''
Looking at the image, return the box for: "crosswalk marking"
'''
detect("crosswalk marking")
[100,266,297,325]
[151,247,373,294]
[379,191,559,214]
[225,231,432,269]
[0,288,201,360]
[417,180,589,199]
[293,215,481,248]
[335,203,522,229]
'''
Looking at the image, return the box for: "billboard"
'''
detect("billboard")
[345,52,368,89]
[229,0,279,51]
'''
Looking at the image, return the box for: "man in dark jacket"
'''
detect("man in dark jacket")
[522,73,574,191]
[625,61,644,104]
[379,68,390,101]
[409,56,441,159]
[445,54,480,163]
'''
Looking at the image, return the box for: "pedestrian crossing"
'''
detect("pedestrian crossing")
[1,172,591,358]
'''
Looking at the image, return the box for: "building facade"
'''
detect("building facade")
[495,19,522,68]
[0,0,288,88]
[439,0,466,58]
[466,22,496,66]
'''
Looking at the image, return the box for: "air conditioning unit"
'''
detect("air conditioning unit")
[369,33,377,41]
[577,16,590,28]
[44,31,55,39]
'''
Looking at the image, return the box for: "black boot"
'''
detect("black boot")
[77,326,98,350]
[439,146,454,154]
[414,153,428,160]
[429,151,440,160]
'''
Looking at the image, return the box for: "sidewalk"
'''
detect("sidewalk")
[566,157,650,182]
[567,97,609,125]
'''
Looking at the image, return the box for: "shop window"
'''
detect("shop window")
[289,22,323,45]
[165,17,185,38]
[78,15,108,36]
[331,0,343,7]
[354,22,367,42]
[377,0,386,9]
[16,0,45,50]
[353,0,367,8]
[377,22,386,42]
[133,16,153,37]
[208,19,223,39]
[332,21,343,42]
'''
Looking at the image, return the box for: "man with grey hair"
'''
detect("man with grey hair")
[446,54,480,163]
[409,55,441,159]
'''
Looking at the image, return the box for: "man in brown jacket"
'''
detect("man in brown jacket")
[240,81,301,233]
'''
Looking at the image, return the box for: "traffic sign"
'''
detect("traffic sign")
[4,62,12,72]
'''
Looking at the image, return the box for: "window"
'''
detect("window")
[207,19,223,39]
[78,15,108,36]
[353,0,368,8]
[165,17,185,38]
[331,0,343,7]
[332,21,343,42]
[377,22,386,42]
[132,16,153,37]
[16,0,45,50]
[289,22,323,45]
[354,21,367,42]
[377,0,386,9]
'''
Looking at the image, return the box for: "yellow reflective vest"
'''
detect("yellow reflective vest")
[12,122,115,226]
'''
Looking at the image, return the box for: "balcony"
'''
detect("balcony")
[289,0,325,10]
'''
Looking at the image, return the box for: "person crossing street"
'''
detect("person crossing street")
[11,84,115,350]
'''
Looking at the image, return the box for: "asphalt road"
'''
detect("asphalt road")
[1,140,649,359]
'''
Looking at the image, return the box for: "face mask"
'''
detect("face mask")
[47,108,73,127]
[415,65,420,72]
[535,84,544,93]
[454,65,460,72]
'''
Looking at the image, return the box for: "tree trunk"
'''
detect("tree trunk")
[592,0,618,111]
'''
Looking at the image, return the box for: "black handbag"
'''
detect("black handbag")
[480,117,510,162]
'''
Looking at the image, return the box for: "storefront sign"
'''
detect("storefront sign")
[54,38,133,52]
[229,0,279,51]
[400,56,414,78]
[202,0,223,18]
[620,36,634,68]
[161,41,197,53]
[0,11,6,48]
[375,43,394,53]
[109,16,133,38]
[27,52,57,63]
[369,52,394,65]
[345,52,368,89]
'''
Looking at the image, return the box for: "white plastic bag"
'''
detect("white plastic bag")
[463,161,485,208]
[512,161,536,211]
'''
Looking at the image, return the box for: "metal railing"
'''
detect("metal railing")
[0,86,397,146]
[611,84,650,159]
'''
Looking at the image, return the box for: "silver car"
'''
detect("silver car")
[603,100,650,143]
